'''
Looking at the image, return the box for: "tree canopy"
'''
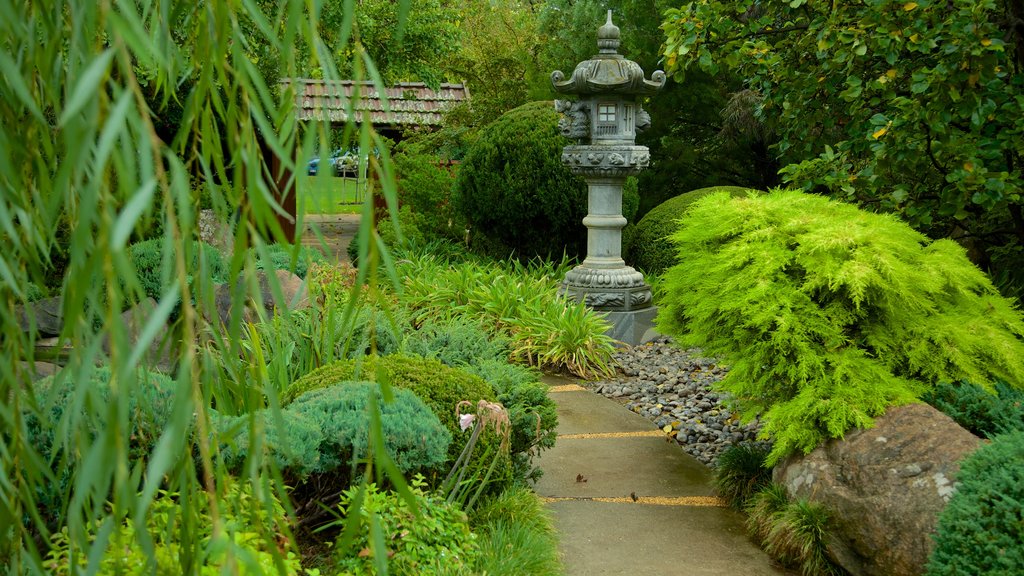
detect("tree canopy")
[662,0,1024,291]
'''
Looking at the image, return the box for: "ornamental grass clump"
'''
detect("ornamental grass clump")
[657,190,1024,465]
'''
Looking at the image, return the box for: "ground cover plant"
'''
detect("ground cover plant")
[249,243,327,279]
[657,190,1024,464]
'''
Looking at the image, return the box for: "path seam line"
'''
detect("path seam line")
[541,495,726,507]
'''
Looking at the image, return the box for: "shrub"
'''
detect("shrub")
[44,479,300,575]
[394,143,466,243]
[250,243,326,279]
[922,380,1024,438]
[347,205,428,267]
[26,281,44,302]
[656,190,1024,464]
[468,487,562,576]
[404,318,509,368]
[215,382,450,480]
[714,443,773,509]
[332,477,480,576]
[927,430,1024,576]
[454,101,588,260]
[128,238,227,301]
[625,186,754,276]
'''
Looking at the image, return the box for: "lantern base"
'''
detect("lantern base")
[601,306,659,347]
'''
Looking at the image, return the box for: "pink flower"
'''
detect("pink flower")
[459,413,476,432]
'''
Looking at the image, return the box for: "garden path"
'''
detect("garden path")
[534,374,790,576]
[302,214,360,265]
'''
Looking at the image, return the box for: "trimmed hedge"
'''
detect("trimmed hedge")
[927,430,1024,575]
[215,382,450,479]
[455,101,588,260]
[625,186,754,275]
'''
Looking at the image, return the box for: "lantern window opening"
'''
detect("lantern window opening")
[624,104,635,135]
[598,103,616,123]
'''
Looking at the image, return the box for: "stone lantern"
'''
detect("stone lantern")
[551,10,665,345]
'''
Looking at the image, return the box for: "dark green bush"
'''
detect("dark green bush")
[625,186,754,276]
[454,101,588,260]
[923,380,1024,438]
[250,243,326,279]
[657,190,1024,465]
[24,366,176,526]
[215,382,450,479]
[128,238,227,301]
[26,281,44,302]
[714,443,773,509]
[394,142,466,243]
[332,478,480,575]
[927,430,1024,576]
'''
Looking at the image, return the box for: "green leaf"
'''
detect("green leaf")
[60,48,115,126]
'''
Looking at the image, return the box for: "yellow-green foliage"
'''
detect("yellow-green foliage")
[657,190,1024,465]
[284,354,497,462]
[44,479,300,575]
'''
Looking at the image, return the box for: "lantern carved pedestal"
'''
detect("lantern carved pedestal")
[552,11,665,345]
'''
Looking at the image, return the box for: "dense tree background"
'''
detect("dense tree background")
[662,0,1024,294]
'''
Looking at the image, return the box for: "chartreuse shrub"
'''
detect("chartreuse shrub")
[127,238,227,301]
[625,186,755,276]
[249,242,326,279]
[922,380,1024,438]
[398,251,615,378]
[454,101,588,260]
[215,382,450,481]
[656,190,1024,465]
[44,478,301,575]
[331,477,480,576]
[468,487,562,576]
[926,430,1024,575]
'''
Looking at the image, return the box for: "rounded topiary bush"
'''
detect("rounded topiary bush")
[128,238,227,301]
[215,382,451,479]
[657,190,1024,465]
[250,243,326,278]
[454,101,587,260]
[626,186,754,275]
[927,430,1024,575]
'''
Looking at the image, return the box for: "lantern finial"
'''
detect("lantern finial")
[597,10,620,54]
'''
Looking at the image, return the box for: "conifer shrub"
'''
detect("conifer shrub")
[454,101,588,260]
[625,186,754,276]
[128,238,227,301]
[249,243,326,279]
[922,380,1024,438]
[926,430,1024,576]
[404,318,509,368]
[656,190,1024,465]
[215,382,450,480]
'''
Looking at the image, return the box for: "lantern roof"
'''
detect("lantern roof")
[551,11,666,96]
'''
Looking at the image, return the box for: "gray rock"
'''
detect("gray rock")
[17,296,63,337]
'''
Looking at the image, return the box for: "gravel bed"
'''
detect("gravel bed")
[585,336,767,466]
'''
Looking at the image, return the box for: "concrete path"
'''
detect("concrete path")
[534,375,789,576]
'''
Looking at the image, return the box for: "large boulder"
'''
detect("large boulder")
[16,296,64,337]
[773,403,982,576]
[213,269,309,326]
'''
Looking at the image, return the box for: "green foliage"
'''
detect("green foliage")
[332,477,480,576]
[662,0,1024,292]
[626,186,755,275]
[25,282,44,303]
[44,479,300,575]
[398,251,615,378]
[285,355,495,455]
[656,191,1024,464]
[714,443,773,510]
[455,101,588,260]
[393,141,466,242]
[347,205,428,267]
[128,238,228,302]
[927,430,1024,576]
[250,243,326,279]
[745,484,843,576]
[923,380,1024,438]
[404,318,508,370]
[468,487,562,576]
[216,382,450,480]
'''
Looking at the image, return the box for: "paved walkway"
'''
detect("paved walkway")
[534,375,789,576]
[301,213,360,265]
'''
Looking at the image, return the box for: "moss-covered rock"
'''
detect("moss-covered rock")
[626,186,755,275]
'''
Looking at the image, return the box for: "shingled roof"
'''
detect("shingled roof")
[282,79,469,126]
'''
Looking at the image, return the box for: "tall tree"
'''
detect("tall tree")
[662,0,1024,292]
